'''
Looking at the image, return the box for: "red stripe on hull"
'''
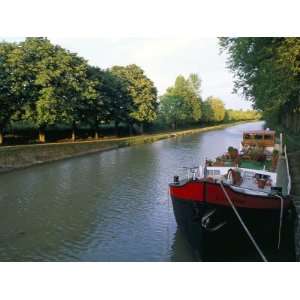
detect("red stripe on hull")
[170,181,204,202]
[170,180,290,209]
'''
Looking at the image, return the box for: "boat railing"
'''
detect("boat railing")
[221,179,271,196]
[284,144,292,195]
[182,166,202,181]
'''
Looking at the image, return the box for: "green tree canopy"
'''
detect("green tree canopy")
[7,37,91,141]
[202,96,225,122]
[0,42,19,143]
[111,64,158,132]
[158,94,189,129]
[219,37,300,132]
[224,109,260,122]
[163,74,202,123]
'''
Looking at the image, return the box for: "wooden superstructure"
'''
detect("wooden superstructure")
[242,130,275,148]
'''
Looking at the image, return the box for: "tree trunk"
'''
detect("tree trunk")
[71,121,76,142]
[0,127,3,145]
[128,123,133,136]
[94,119,100,139]
[140,123,144,134]
[39,127,46,143]
[72,129,76,142]
[114,120,119,136]
[172,121,176,130]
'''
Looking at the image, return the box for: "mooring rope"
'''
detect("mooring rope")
[275,195,284,250]
[219,181,268,262]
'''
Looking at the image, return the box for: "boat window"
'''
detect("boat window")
[264,135,273,140]
[244,134,251,139]
[254,134,263,140]
[207,169,221,176]
[244,171,254,178]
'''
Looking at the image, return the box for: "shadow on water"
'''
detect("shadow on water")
[170,220,297,262]
[170,229,201,262]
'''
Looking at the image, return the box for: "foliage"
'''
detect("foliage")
[0,37,261,145]
[202,96,225,122]
[158,74,202,128]
[0,39,159,141]
[0,42,20,130]
[219,37,300,133]
[158,95,188,129]
[224,109,260,122]
[7,38,90,130]
[111,64,158,125]
[227,146,238,160]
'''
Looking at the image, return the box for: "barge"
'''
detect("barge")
[169,130,296,261]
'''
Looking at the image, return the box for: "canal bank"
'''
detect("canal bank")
[0,121,253,174]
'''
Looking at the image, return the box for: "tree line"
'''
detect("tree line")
[0,37,158,144]
[158,74,259,129]
[0,37,259,145]
[219,37,300,134]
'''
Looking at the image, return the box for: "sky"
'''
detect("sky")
[2,37,253,110]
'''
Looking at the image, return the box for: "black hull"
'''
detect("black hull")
[171,196,297,261]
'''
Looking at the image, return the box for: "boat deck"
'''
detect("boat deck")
[239,175,272,193]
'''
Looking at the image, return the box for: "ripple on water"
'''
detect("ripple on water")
[0,122,265,261]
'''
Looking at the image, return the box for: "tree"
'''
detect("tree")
[165,74,202,123]
[202,96,225,123]
[219,37,300,133]
[111,64,158,133]
[159,95,188,129]
[0,42,19,144]
[9,37,91,142]
[187,73,202,97]
[108,67,134,135]
[224,109,260,122]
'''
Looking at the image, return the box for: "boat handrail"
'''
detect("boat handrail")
[284,144,291,195]
[222,180,271,196]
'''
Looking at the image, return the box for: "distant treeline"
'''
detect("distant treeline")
[158,74,260,129]
[0,37,259,145]
[219,37,300,135]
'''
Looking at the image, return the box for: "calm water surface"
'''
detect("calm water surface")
[0,122,265,261]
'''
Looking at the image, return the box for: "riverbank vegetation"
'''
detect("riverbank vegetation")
[219,37,300,150]
[0,37,259,146]
[0,121,250,172]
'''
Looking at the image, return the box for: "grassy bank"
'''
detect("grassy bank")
[0,121,253,173]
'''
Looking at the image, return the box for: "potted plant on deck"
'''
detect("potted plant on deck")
[227,146,239,160]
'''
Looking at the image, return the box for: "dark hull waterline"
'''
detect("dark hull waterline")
[171,196,297,261]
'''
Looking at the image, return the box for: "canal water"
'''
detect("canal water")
[0,121,266,261]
